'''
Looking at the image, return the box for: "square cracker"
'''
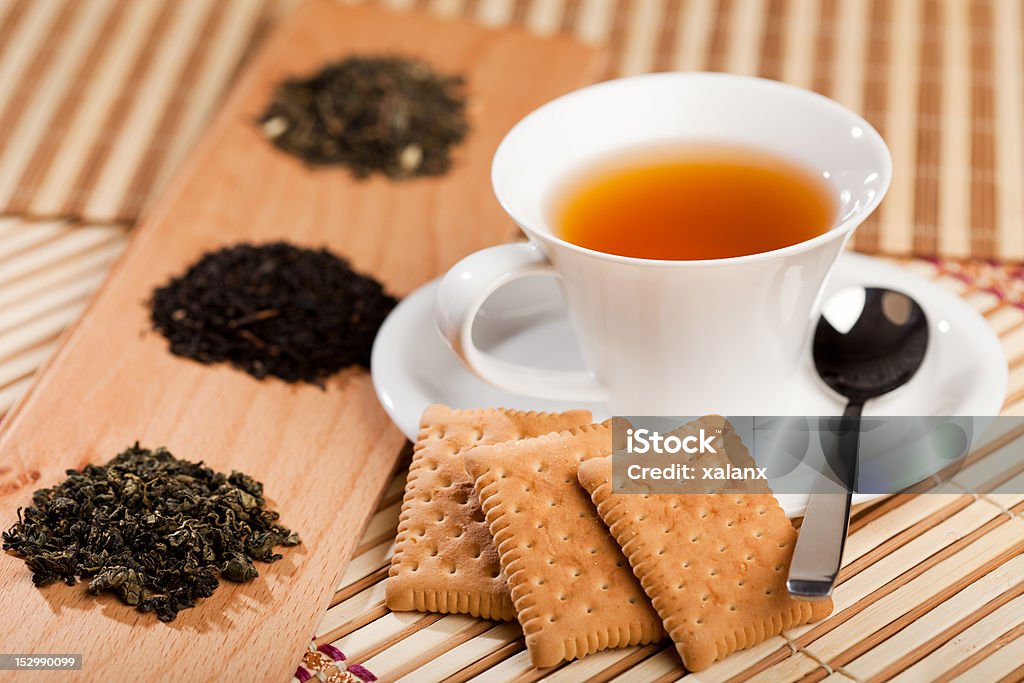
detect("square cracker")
[464,422,665,668]
[577,417,833,672]
[387,404,591,620]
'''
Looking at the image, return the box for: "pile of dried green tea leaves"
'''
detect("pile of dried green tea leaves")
[2,444,300,622]
[259,55,469,179]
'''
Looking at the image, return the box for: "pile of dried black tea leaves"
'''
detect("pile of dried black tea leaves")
[150,242,397,384]
[2,444,300,622]
[258,55,469,178]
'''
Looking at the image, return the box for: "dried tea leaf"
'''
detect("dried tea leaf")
[2,444,300,622]
[258,55,469,179]
[150,242,397,384]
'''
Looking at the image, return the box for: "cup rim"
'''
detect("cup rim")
[491,72,893,268]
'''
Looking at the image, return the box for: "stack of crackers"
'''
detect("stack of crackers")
[386,405,832,672]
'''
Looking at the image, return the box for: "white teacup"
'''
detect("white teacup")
[436,73,891,415]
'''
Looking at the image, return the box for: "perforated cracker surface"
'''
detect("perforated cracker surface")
[578,418,833,672]
[386,404,591,620]
[464,422,665,668]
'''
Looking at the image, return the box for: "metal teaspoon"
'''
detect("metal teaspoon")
[787,287,929,600]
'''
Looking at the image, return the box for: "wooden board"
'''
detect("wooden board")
[0,3,601,681]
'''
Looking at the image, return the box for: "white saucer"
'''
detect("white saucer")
[372,252,1008,516]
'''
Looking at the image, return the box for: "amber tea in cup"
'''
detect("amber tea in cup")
[553,145,836,260]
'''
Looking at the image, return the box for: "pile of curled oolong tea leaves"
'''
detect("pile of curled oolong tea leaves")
[258,55,469,179]
[1,444,300,622]
[150,241,397,385]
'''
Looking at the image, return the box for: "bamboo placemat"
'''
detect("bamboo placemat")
[0,0,1021,260]
[1,221,1023,681]
[0,219,126,414]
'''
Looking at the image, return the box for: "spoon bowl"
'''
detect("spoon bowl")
[814,287,929,403]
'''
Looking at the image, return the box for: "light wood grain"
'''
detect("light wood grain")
[0,2,600,681]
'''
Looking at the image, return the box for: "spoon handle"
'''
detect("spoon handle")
[787,401,863,600]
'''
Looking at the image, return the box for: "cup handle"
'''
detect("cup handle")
[436,242,608,403]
